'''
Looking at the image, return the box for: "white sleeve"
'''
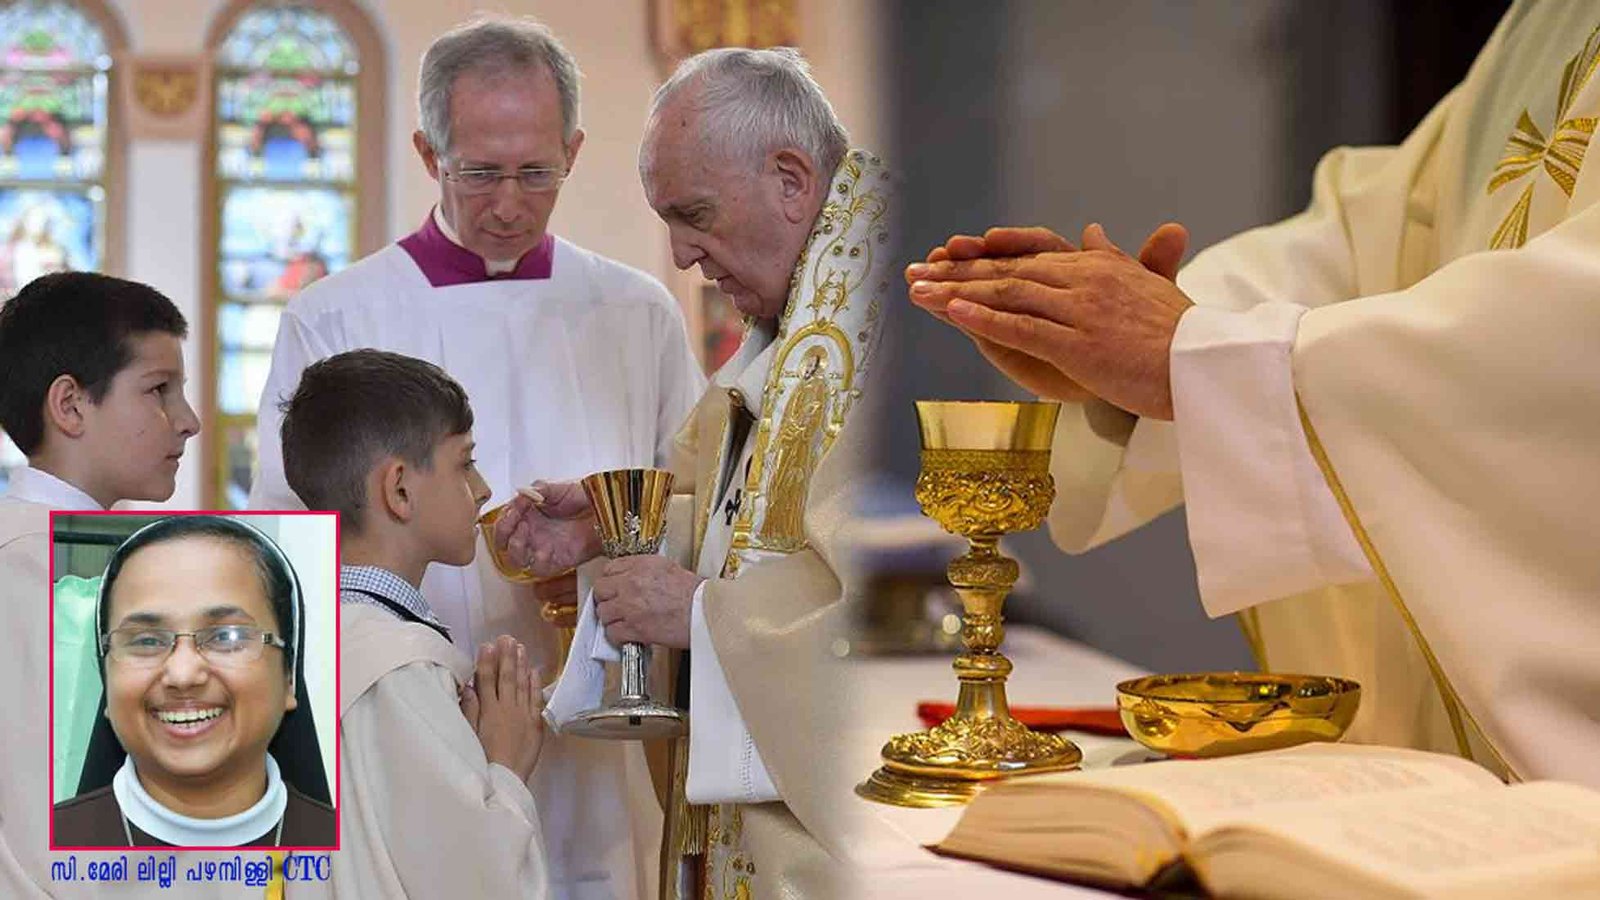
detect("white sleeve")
[1047,145,1414,554]
[653,296,707,468]
[685,581,779,805]
[337,662,550,899]
[246,306,333,511]
[1170,301,1372,617]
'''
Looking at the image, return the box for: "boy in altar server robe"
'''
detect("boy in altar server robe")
[278,348,550,898]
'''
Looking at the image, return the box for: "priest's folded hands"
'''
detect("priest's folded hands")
[905,221,1192,419]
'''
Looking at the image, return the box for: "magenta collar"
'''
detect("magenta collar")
[397,212,555,287]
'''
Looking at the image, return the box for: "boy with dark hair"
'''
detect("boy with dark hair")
[0,272,197,509]
[0,272,200,895]
[280,348,550,898]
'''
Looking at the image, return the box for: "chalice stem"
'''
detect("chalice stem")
[949,536,1020,723]
[618,641,650,701]
[953,678,1015,722]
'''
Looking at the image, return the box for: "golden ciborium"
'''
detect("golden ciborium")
[565,467,687,740]
[858,400,1082,807]
[477,503,579,664]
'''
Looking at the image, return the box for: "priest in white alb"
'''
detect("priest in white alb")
[248,18,703,900]
[495,48,893,900]
[908,0,1600,790]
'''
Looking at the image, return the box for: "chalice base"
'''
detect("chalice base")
[856,714,1082,808]
[566,697,687,741]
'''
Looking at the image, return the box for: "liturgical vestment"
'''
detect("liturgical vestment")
[1049,0,1600,788]
[630,151,893,900]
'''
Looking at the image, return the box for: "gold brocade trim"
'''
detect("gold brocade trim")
[665,735,709,858]
[721,151,891,573]
[1295,399,1520,780]
[694,394,737,562]
[1486,23,1600,248]
[705,804,753,900]
[1236,607,1269,671]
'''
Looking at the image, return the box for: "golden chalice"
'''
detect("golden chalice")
[858,400,1082,807]
[477,503,579,664]
[564,467,687,740]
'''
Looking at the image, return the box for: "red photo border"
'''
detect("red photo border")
[46,509,341,854]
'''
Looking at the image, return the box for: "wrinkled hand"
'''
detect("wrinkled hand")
[907,222,1192,419]
[461,635,545,782]
[493,480,601,577]
[592,556,702,650]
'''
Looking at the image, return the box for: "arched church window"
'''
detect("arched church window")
[0,0,125,492]
[204,0,383,508]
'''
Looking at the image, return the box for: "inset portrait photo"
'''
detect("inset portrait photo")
[49,512,338,851]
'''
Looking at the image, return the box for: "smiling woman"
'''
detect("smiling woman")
[51,514,334,849]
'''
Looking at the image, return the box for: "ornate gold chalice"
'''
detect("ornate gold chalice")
[564,467,687,740]
[477,503,579,665]
[858,400,1082,807]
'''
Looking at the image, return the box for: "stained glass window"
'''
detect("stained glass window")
[0,0,112,495]
[210,3,360,508]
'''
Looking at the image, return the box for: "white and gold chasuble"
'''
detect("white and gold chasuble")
[660,151,893,900]
[1050,0,1600,788]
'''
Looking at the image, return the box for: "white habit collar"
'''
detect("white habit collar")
[114,754,288,847]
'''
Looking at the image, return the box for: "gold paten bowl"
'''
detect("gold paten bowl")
[1116,672,1361,758]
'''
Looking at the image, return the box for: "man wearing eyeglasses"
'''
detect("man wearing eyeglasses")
[249,16,705,900]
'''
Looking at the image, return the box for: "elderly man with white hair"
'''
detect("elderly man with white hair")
[497,47,892,900]
[250,16,704,900]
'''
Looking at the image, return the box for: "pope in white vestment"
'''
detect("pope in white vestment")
[919,0,1600,789]
[540,144,892,899]
[250,209,704,898]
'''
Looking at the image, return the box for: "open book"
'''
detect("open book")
[936,743,1600,899]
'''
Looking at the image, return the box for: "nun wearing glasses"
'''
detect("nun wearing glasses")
[53,515,334,848]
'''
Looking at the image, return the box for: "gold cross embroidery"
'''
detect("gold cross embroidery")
[1487,24,1600,249]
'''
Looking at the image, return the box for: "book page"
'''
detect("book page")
[935,744,1503,890]
[1196,781,1600,895]
[1054,743,1500,836]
